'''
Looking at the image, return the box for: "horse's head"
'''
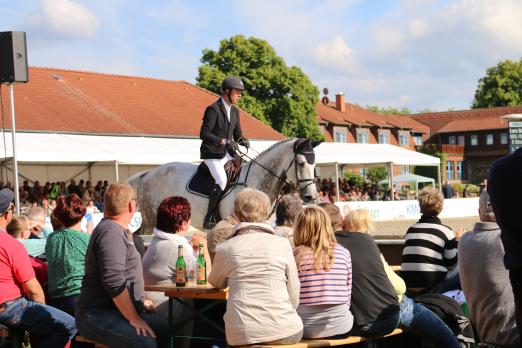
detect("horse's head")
[293,139,322,203]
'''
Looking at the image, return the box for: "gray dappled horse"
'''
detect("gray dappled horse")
[127,138,320,233]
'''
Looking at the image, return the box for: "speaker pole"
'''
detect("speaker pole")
[9,83,20,214]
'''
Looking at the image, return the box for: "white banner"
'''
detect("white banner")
[335,198,479,221]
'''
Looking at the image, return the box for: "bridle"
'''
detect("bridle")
[235,143,316,212]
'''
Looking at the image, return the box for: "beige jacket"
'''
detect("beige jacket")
[209,222,303,346]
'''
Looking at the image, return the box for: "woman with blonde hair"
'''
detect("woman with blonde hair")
[209,188,303,346]
[293,205,353,339]
[342,208,374,233]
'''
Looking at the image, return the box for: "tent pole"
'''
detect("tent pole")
[335,162,340,202]
[388,162,394,201]
[114,161,119,182]
[437,164,442,190]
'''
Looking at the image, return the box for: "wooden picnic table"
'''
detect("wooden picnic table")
[145,283,228,347]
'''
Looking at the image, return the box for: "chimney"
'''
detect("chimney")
[335,93,346,112]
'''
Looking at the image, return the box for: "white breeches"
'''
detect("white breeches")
[204,153,233,190]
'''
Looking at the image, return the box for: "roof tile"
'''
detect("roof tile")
[0,67,284,140]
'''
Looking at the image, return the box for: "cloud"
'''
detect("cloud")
[28,0,100,40]
[408,18,430,38]
[310,36,357,73]
[372,24,405,53]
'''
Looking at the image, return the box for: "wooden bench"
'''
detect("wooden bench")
[249,328,403,348]
[75,335,110,348]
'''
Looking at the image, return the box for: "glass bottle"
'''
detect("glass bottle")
[196,243,207,285]
[175,245,187,287]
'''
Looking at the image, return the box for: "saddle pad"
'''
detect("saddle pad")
[186,163,213,198]
[186,161,242,198]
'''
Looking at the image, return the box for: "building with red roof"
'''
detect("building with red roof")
[410,106,522,184]
[0,67,285,140]
[316,93,430,176]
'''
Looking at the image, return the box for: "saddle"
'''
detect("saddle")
[186,155,242,198]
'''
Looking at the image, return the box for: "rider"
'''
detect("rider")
[200,76,250,229]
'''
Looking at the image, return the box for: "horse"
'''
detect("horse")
[127,138,320,233]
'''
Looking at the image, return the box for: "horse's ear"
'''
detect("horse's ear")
[311,140,322,148]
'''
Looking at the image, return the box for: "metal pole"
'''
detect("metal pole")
[114,161,119,181]
[437,164,442,190]
[335,162,340,202]
[9,84,20,214]
[388,162,394,201]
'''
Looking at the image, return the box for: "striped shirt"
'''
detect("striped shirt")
[296,244,352,306]
[401,215,457,289]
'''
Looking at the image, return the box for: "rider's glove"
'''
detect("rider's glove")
[225,140,239,151]
[238,137,250,149]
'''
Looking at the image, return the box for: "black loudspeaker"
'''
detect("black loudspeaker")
[0,31,29,83]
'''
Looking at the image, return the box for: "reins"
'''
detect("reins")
[234,143,314,216]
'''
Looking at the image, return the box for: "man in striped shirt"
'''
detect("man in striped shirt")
[401,187,466,293]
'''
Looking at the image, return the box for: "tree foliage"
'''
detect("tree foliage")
[196,35,323,140]
[366,105,411,115]
[472,58,522,108]
[366,167,388,185]
[414,144,446,183]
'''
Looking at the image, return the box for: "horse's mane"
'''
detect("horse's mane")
[253,138,295,160]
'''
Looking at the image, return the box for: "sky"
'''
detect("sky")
[1,0,522,112]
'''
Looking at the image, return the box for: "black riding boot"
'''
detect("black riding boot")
[203,184,223,229]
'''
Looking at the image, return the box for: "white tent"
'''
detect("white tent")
[313,143,441,201]
[378,173,435,198]
[314,143,440,166]
[0,132,440,196]
[378,173,435,186]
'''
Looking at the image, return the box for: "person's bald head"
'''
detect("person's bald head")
[479,190,496,223]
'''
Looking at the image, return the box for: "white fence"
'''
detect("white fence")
[335,198,479,221]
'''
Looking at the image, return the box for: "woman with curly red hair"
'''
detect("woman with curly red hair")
[143,196,211,335]
[45,194,89,316]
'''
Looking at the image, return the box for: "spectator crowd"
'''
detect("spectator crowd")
[0,177,519,347]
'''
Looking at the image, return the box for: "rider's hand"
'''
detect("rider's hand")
[226,140,239,151]
[238,138,250,149]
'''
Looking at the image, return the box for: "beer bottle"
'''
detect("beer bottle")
[196,243,207,285]
[175,245,187,287]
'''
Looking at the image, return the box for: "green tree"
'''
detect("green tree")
[472,58,522,108]
[366,167,388,185]
[366,105,411,115]
[414,144,446,183]
[196,35,323,140]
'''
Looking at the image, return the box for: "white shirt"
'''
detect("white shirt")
[221,97,231,122]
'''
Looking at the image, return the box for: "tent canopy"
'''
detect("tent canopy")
[378,173,435,186]
[0,132,439,167]
[314,143,439,166]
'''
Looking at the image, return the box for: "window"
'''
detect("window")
[457,161,464,180]
[458,135,465,146]
[357,129,369,144]
[448,136,457,145]
[399,132,409,146]
[413,136,423,146]
[359,168,368,177]
[501,132,509,145]
[486,134,494,145]
[446,161,454,180]
[334,131,347,143]
[401,165,410,174]
[471,134,478,146]
[378,131,389,144]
